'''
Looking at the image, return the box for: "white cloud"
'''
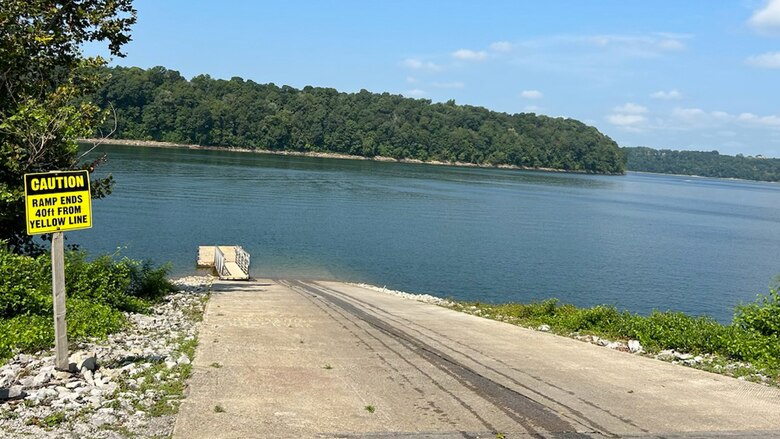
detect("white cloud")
[607,103,648,128]
[489,41,513,52]
[651,90,682,100]
[404,89,427,97]
[746,51,780,69]
[451,49,488,61]
[432,81,465,89]
[672,107,705,119]
[711,111,730,119]
[607,114,646,126]
[613,103,647,114]
[579,34,687,55]
[400,58,442,72]
[738,112,780,127]
[749,0,780,33]
[656,39,685,51]
[520,90,543,99]
[655,108,780,132]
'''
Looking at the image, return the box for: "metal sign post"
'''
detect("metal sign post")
[24,170,93,371]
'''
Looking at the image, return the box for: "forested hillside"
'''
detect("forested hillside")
[92,66,625,174]
[624,147,780,182]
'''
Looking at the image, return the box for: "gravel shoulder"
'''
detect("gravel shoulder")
[0,276,211,438]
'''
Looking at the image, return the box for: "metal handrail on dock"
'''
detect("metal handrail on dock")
[214,246,229,278]
[236,246,250,276]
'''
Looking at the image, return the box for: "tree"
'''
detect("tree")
[0,0,136,254]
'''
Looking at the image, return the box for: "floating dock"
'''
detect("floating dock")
[197,246,250,280]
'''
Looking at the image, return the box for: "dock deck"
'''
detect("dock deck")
[197,245,250,280]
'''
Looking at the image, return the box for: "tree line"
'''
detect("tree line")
[624,147,780,182]
[91,66,626,174]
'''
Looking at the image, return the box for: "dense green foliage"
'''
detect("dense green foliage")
[0,0,136,254]
[625,147,780,182]
[459,279,780,376]
[0,244,175,362]
[92,66,625,174]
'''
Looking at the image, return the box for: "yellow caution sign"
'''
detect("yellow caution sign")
[24,170,92,235]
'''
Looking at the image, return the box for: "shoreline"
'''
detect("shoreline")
[350,281,778,387]
[78,138,619,175]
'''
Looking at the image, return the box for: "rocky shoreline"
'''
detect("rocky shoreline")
[0,276,211,438]
[78,138,607,175]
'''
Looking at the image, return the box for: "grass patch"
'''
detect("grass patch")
[99,423,134,436]
[214,405,225,413]
[323,364,333,370]
[26,411,67,429]
[183,294,209,322]
[210,362,222,368]
[178,337,198,360]
[364,405,376,413]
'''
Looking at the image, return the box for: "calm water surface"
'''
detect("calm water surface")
[75,144,780,322]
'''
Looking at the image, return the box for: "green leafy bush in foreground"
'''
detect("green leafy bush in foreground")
[0,244,176,362]
[460,279,780,375]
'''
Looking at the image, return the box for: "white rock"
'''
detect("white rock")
[176,355,191,366]
[85,395,103,408]
[628,340,643,353]
[82,368,95,386]
[165,360,177,369]
[75,386,90,395]
[1,386,25,401]
[537,324,551,332]
[102,382,119,395]
[69,351,97,372]
[54,371,72,380]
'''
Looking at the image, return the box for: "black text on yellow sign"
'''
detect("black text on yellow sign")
[24,170,93,235]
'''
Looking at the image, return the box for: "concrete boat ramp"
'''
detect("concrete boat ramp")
[174,279,780,438]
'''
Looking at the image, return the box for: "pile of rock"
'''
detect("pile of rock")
[572,334,644,354]
[352,283,455,306]
[0,276,211,438]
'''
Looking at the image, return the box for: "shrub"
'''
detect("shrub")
[0,248,50,318]
[556,305,627,335]
[65,251,134,310]
[0,315,53,360]
[0,244,175,362]
[733,280,780,337]
[625,311,727,354]
[66,298,125,339]
[127,259,176,301]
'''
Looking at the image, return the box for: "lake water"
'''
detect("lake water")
[74,144,780,322]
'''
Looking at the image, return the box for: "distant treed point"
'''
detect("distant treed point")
[92,66,626,175]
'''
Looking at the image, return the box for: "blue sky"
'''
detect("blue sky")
[93,0,780,157]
